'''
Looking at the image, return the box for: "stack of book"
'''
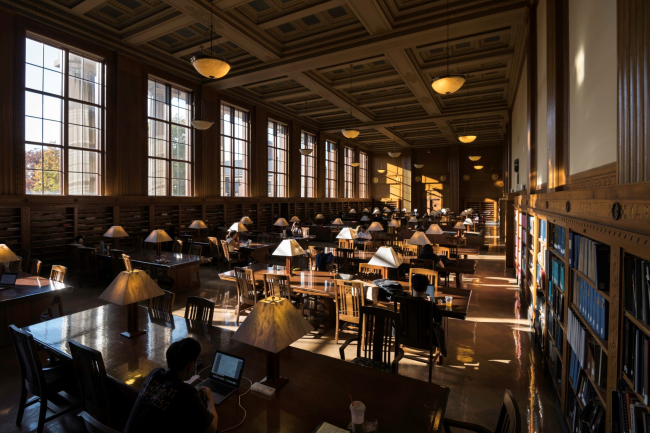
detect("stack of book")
[569,233,610,292]
[622,318,649,406]
[548,309,564,355]
[568,310,608,389]
[577,400,606,433]
[551,224,566,256]
[613,379,650,433]
[549,279,565,321]
[539,219,547,243]
[550,254,566,292]
[573,273,608,340]
[624,255,650,325]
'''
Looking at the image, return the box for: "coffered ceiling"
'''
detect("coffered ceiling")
[12,0,530,152]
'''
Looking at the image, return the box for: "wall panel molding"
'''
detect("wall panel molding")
[564,162,617,191]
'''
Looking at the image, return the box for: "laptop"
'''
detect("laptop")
[197,351,245,405]
[244,239,252,247]
[0,273,18,289]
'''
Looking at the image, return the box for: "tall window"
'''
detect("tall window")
[147,79,192,196]
[344,147,354,198]
[300,131,316,198]
[359,151,368,198]
[325,140,337,198]
[25,37,105,195]
[221,104,250,197]
[267,120,288,197]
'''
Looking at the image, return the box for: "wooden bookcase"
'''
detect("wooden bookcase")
[513,188,650,432]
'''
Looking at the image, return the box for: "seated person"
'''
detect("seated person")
[73,235,85,246]
[410,273,442,323]
[225,230,240,253]
[291,222,302,237]
[418,244,445,268]
[125,338,218,433]
[356,225,372,240]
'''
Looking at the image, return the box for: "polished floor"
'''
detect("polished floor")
[0,242,565,432]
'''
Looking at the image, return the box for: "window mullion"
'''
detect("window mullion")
[63,49,69,196]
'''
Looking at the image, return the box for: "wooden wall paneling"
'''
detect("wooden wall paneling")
[546,0,569,190]
[12,17,26,195]
[104,51,118,196]
[0,11,14,195]
[337,138,345,199]
[29,206,74,262]
[148,205,154,232]
[253,106,268,198]
[618,0,649,184]
[527,2,538,192]
[448,145,460,212]
[20,206,29,250]
[113,206,119,226]
[77,204,113,246]
[317,133,326,198]
[0,207,21,252]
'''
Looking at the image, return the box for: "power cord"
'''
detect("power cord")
[220,377,253,432]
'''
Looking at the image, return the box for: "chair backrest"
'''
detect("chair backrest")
[409,268,438,290]
[184,296,215,325]
[9,324,46,396]
[30,259,42,276]
[50,265,67,282]
[122,254,133,272]
[264,273,291,300]
[8,257,22,272]
[109,249,124,259]
[357,306,401,367]
[393,296,436,351]
[109,249,126,277]
[220,240,232,261]
[362,241,373,252]
[338,239,353,249]
[207,237,221,258]
[148,289,176,316]
[410,258,435,270]
[77,247,97,270]
[234,267,258,304]
[494,390,522,433]
[20,249,31,272]
[335,248,355,273]
[444,236,459,245]
[189,244,202,256]
[68,340,112,426]
[358,263,383,281]
[402,244,418,257]
[172,240,183,254]
[335,280,365,323]
[432,246,450,257]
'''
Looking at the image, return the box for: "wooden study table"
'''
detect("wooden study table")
[100,249,203,293]
[0,273,73,346]
[24,305,450,432]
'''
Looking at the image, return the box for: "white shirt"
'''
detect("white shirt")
[358,231,372,240]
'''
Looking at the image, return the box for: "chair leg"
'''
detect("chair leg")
[335,318,339,344]
[47,308,54,319]
[236,302,241,325]
[15,384,27,425]
[37,397,48,433]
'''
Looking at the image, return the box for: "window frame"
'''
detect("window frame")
[300,131,316,198]
[147,77,193,197]
[220,103,250,197]
[359,151,368,198]
[344,147,355,198]
[325,140,338,199]
[267,119,288,198]
[24,35,106,196]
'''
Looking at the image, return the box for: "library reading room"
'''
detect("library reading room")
[0,0,646,432]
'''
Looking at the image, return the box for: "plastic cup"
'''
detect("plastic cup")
[350,401,365,432]
[445,295,453,308]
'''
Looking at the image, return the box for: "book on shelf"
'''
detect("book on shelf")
[577,399,606,433]
[614,378,650,433]
[572,273,608,340]
[548,279,565,322]
[569,233,610,292]
[567,309,608,390]
[624,254,650,327]
[550,255,566,292]
[551,224,566,256]
[539,219,547,243]
[622,318,649,406]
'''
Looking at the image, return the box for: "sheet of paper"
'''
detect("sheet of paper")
[314,422,348,433]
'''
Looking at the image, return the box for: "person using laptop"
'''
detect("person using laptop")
[225,230,240,253]
[124,338,218,433]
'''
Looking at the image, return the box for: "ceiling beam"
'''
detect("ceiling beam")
[71,0,105,15]
[123,13,196,45]
[258,0,347,30]
[345,0,392,35]
[213,0,252,11]
[208,9,526,89]
[172,37,230,58]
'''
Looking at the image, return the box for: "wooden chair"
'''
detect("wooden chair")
[409,258,435,270]
[46,265,67,318]
[402,244,418,257]
[443,389,521,433]
[148,289,176,316]
[68,340,120,433]
[263,273,301,307]
[339,306,403,374]
[30,259,42,276]
[335,248,356,274]
[338,239,354,249]
[207,237,221,268]
[77,247,99,289]
[172,239,183,254]
[189,244,202,256]
[409,268,438,291]
[361,241,373,252]
[8,256,22,272]
[20,248,32,272]
[109,249,126,277]
[221,240,245,269]
[393,296,444,383]
[234,267,262,324]
[358,263,383,282]
[10,325,78,433]
[432,246,451,258]
[334,280,365,343]
[184,296,215,326]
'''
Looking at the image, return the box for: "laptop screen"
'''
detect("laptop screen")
[211,352,244,386]
[0,273,17,286]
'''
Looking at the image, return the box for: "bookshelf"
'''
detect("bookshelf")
[512,193,650,433]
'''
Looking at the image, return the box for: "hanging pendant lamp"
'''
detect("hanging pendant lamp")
[377,162,386,174]
[468,155,481,162]
[191,2,231,79]
[474,165,484,170]
[192,89,214,130]
[431,0,465,95]
[342,64,360,139]
[458,88,477,143]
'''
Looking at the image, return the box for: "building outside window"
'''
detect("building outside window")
[220,103,250,197]
[325,140,338,198]
[359,151,368,198]
[267,120,288,197]
[344,147,354,198]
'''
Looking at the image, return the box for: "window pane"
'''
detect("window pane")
[25,65,43,91]
[26,39,43,67]
[25,117,43,143]
[43,70,63,96]
[43,45,63,73]
[43,170,61,195]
